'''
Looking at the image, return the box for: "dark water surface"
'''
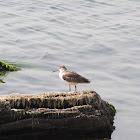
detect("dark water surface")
[0,0,140,139]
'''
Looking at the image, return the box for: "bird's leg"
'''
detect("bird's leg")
[75,85,77,92]
[69,85,71,92]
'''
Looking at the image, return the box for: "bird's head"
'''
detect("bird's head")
[52,65,67,73]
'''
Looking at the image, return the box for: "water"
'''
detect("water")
[0,0,140,139]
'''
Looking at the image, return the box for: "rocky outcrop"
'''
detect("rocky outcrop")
[0,90,115,138]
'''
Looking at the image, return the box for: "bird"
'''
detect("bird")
[52,65,90,92]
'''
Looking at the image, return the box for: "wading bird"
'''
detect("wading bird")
[53,65,90,92]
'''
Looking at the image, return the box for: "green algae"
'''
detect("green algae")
[0,79,5,83]
[0,60,21,83]
[109,104,116,115]
[14,61,44,70]
[0,60,20,72]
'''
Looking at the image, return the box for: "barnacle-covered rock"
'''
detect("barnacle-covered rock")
[0,90,115,138]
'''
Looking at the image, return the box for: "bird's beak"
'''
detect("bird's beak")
[52,69,59,73]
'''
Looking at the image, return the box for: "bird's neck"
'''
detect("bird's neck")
[59,69,66,74]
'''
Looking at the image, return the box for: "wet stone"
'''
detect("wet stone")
[0,90,115,138]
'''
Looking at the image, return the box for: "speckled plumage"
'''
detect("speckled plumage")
[53,65,90,92]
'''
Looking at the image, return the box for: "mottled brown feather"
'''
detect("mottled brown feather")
[62,70,90,83]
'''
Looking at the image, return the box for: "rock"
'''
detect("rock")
[0,90,115,139]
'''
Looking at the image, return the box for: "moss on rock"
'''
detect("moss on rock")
[109,104,116,115]
[0,60,20,72]
[0,79,5,83]
[0,60,20,83]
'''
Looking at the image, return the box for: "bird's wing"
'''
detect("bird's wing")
[62,71,90,83]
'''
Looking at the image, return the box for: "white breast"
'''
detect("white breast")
[59,71,64,80]
[59,71,70,84]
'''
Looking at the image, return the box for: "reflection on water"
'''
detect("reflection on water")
[0,0,140,139]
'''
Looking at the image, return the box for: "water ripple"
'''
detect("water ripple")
[0,0,140,139]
